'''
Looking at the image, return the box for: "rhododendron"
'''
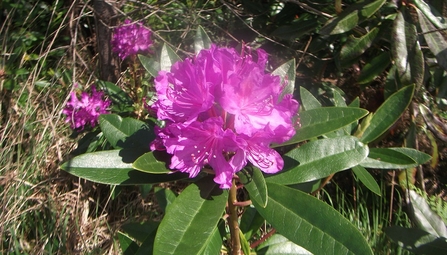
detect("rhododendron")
[112,19,152,60]
[63,86,111,130]
[151,45,299,188]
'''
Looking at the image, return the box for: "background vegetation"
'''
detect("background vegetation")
[1,0,446,254]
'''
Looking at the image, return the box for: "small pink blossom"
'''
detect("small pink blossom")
[151,45,299,188]
[63,86,111,130]
[112,19,152,60]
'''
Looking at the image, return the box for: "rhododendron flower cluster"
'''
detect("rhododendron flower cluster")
[151,45,299,188]
[112,19,152,60]
[63,86,111,130]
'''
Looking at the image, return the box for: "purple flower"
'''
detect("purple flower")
[151,45,299,188]
[112,19,152,60]
[63,86,111,130]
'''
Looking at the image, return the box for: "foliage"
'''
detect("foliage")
[3,0,447,254]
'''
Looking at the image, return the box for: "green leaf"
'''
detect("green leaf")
[358,51,391,85]
[386,226,447,254]
[416,8,447,71]
[299,86,321,111]
[121,221,159,243]
[160,43,181,72]
[256,234,312,255]
[118,232,140,255]
[61,150,187,185]
[392,9,424,86]
[154,187,177,213]
[389,147,431,165]
[272,59,296,99]
[254,183,373,255]
[413,0,447,30]
[194,25,212,54]
[340,27,380,63]
[240,206,265,240]
[319,0,386,35]
[97,80,134,113]
[360,84,414,143]
[139,54,160,77]
[352,166,381,196]
[267,136,369,185]
[99,114,154,149]
[271,15,319,41]
[133,152,170,174]
[409,190,447,238]
[359,148,418,169]
[240,229,251,255]
[280,107,369,146]
[198,221,224,255]
[153,177,228,255]
[238,167,268,208]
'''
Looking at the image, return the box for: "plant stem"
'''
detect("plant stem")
[228,178,241,255]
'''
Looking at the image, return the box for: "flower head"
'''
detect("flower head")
[151,45,299,188]
[63,86,111,130]
[112,19,152,60]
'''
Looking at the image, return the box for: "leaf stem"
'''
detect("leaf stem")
[228,177,241,255]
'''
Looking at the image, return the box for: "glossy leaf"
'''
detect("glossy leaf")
[254,183,373,255]
[409,190,447,238]
[389,147,431,165]
[256,234,312,255]
[360,85,414,143]
[319,0,385,35]
[97,80,134,113]
[280,107,369,146]
[392,9,424,86]
[359,148,418,169]
[352,166,381,196]
[133,152,170,174]
[99,114,153,149]
[238,167,268,208]
[386,226,447,254]
[61,150,187,185]
[271,15,319,41]
[194,25,212,54]
[358,51,391,85]
[160,43,181,72]
[139,54,160,77]
[272,59,296,99]
[413,0,447,29]
[299,86,321,111]
[416,8,447,71]
[267,136,369,185]
[153,177,228,255]
[340,27,380,63]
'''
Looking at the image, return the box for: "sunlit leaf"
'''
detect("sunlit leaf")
[340,27,380,63]
[267,136,368,185]
[254,183,373,255]
[194,25,212,54]
[160,43,181,72]
[153,177,227,255]
[133,152,170,174]
[61,150,187,185]
[280,107,369,146]
[139,54,160,77]
[409,190,447,238]
[299,86,321,111]
[256,234,312,255]
[360,85,414,143]
[238,167,268,207]
[352,166,381,196]
[272,59,296,99]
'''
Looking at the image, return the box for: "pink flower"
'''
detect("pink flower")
[63,86,111,130]
[151,45,299,188]
[112,19,152,60]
